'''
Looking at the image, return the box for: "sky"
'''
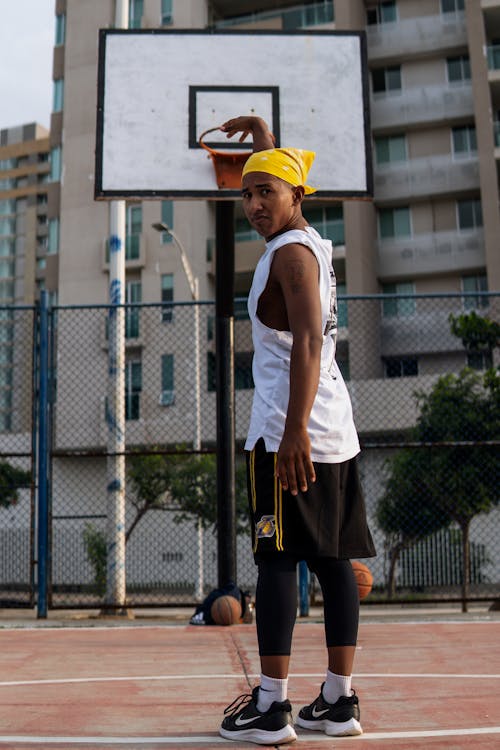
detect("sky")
[0,0,55,131]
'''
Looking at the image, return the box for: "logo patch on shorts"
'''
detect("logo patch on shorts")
[255,515,276,538]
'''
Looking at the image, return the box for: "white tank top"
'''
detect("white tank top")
[244,226,360,463]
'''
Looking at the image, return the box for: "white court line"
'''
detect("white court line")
[0,619,497,633]
[1,671,500,689]
[1,727,500,745]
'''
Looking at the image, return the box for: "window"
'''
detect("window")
[0,239,14,258]
[0,217,16,235]
[382,282,416,317]
[129,0,143,28]
[447,55,470,83]
[55,13,66,45]
[0,279,14,302]
[374,134,407,165]
[462,275,488,310]
[441,0,464,13]
[160,354,175,405]
[337,283,348,329]
[378,207,411,239]
[235,352,254,390]
[125,204,142,260]
[234,298,249,320]
[215,1,334,30]
[125,360,142,420]
[302,205,345,245]
[0,199,16,215]
[126,204,142,235]
[457,198,482,230]
[452,125,476,157]
[487,40,500,71]
[52,79,64,113]
[125,281,141,339]
[160,201,173,244]
[467,351,492,370]
[49,146,61,182]
[161,0,173,25]
[208,352,254,391]
[372,66,402,94]
[235,217,260,243]
[385,357,418,378]
[47,218,59,255]
[367,2,397,25]
[161,273,174,322]
[0,260,14,277]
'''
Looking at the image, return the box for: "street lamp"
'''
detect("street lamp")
[152,222,203,599]
[152,222,201,451]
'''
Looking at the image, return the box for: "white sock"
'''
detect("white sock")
[257,674,288,712]
[322,670,352,705]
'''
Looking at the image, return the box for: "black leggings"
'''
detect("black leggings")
[256,555,359,656]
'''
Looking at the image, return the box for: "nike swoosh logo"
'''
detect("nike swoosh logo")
[312,706,330,718]
[235,714,259,726]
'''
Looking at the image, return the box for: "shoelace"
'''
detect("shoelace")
[223,692,254,717]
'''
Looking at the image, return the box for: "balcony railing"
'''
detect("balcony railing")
[214,1,334,29]
[377,228,485,279]
[374,153,479,202]
[367,12,467,62]
[370,82,474,130]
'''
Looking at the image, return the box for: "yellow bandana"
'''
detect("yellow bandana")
[242,147,317,194]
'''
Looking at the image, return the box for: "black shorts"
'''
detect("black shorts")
[247,438,376,561]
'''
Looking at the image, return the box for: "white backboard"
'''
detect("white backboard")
[95,30,372,200]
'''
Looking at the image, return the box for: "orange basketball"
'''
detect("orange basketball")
[211,595,242,626]
[351,561,373,600]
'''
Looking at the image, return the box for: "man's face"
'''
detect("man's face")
[241,172,301,240]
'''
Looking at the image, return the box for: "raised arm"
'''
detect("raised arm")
[220,116,275,152]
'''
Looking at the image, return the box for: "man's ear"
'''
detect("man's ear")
[292,186,305,204]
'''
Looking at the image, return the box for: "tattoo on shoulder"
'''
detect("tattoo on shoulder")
[286,260,305,294]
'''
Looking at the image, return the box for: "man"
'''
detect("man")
[218,116,376,745]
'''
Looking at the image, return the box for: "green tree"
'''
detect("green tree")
[168,453,249,534]
[83,450,250,596]
[376,449,449,597]
[0,461,31,507]
[449,310,500,368]
[413,369,499,608]
[377,364,499,605]
[126,450,250,538]
[83,523,107,596]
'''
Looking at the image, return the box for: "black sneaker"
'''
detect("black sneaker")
[296,686,362,736]
[220,686,297,745]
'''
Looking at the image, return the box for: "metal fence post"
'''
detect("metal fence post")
[37,291,50,618]
[215,201,236,588]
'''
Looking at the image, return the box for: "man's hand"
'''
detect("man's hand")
[220,116,276,151]
[276,426,316,496]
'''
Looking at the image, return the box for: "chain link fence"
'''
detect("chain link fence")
[0,306,36,607]
[0,294,498,609]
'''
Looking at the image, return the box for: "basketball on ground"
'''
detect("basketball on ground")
[211,595,242,626]
[351,561,373,600]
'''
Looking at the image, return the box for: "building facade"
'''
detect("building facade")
[44,0,499,445]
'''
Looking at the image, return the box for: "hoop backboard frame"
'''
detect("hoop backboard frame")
[95,29,373,201]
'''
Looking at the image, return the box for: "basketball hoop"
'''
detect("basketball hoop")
[199,127,252,189]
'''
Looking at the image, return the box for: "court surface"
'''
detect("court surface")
[1,610,499,749]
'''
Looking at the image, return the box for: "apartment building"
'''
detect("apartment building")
[42,0,500,450]
[0,123,54,434]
